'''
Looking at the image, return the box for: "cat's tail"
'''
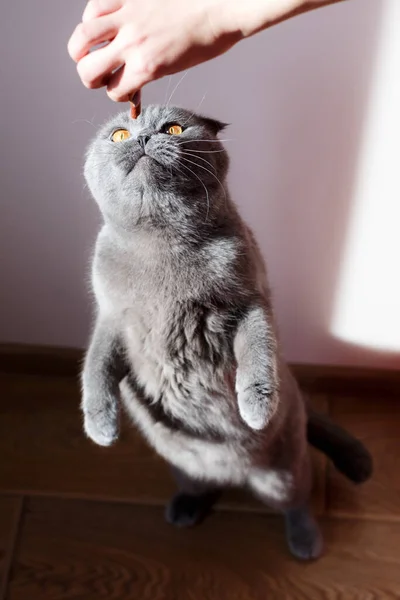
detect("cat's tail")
[307,408,373,484]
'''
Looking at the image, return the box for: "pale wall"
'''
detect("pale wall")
[1,0,398,367]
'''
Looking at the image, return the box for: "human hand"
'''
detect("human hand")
[68,0,341,102]
[68,0,242,102]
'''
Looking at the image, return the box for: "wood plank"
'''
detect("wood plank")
[8,497,400,600]
[0,497,23,600]
[2,343,400,396]
[293,363,400,397]
[327,394,400,519]
[0,373,326,514]
[0,344,81,379]
[0,372,175,504]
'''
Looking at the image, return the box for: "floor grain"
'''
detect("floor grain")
[8,498,400,600]
[327,394,400,519]
[0,497,23,600]
[1,369,397,599]
[0,373,175,503]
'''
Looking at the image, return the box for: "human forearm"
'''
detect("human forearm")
[227,0,348,38]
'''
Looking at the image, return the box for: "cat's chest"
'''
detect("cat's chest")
[93,253,135,314]
[92,233,169,315]
[91,228,241,334]
[124,300,234,406]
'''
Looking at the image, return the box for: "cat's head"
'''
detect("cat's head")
[84,105,229,231]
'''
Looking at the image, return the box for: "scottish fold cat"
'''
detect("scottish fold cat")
[82,105,372,560]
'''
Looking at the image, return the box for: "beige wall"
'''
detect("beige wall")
[1,0,398,368]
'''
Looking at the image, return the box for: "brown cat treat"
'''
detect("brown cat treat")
[130,90,141,119]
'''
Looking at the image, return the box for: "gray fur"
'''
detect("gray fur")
[81,105,371,560]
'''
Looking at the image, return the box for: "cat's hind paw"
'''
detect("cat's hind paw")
[165,492,218,528]
[285,508,323,561]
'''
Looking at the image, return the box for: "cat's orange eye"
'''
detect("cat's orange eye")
[167,124,183,136]
[111,129,131,143]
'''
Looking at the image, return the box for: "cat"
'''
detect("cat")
[81,105,372,560]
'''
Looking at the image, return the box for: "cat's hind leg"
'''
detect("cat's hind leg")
[284,505,323,561]
[248,453,323,560]
[166,466,221,528]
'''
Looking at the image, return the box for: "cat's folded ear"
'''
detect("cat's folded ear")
[200,116,229,136]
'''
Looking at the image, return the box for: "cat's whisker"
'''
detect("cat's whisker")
[195,92,207,113]
[181,92,208,126]
[180,156,227,201]
[177,139,234,145]
[166,71,189,107]
[163,76,173,105]
[176,162,211,223]
[179,148,226,154]
[180,155,228,212]
[180,151,217,173]
[71,117,96,128]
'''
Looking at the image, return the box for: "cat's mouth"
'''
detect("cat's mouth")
[125,154,151,175]
[130,153,166,174]
[122,145,175,179]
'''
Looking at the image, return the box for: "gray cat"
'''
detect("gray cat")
[82,105,372,560]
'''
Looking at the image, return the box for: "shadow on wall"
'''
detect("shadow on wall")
[0,0,397,368]
[258,0,399,370]
[232,0,387,368]
[256,0,398,369]
[147,0,391,367]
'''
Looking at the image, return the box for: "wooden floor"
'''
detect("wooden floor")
[0,369,400,599]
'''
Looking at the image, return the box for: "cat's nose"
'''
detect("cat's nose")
[137,135,150,150]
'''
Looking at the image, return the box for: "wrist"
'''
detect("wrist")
[227,0,307,38]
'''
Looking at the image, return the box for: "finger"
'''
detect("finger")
[106,63,149,102]
[68,16,118,62]
[106,65,130,101]
[82,0,123,22]
[77,43,123,89]
[106,52,162,102]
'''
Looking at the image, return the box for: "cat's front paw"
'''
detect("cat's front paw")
[237,384,279,431]
[83,400,119,447]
